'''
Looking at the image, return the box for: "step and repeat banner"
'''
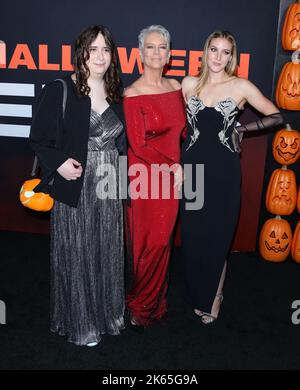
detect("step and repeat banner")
[0,0,280,250]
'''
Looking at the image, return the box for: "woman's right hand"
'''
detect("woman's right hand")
[57,158,83,181]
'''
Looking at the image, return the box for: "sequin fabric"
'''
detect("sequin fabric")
[123,90,187,326]
[50,107,125,346]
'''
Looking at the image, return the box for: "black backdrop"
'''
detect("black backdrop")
[0,0,281,250]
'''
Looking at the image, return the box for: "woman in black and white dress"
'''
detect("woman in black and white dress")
[180,30,283,324]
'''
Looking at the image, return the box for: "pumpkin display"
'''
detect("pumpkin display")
[272,124,300,165]
[265,167,297,215]
[19,178,54,212]
[259,216,292,262]
[291,221,300,262]
[282,0,300,51]
[275,51,300,110]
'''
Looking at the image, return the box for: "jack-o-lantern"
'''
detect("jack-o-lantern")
[266,167,297,215]
[282,0,300,51]
[19,178,54,212]
[298,186,300,213]
[272,124,300,165]
[259,216,292,262]
[291,221,300,263]
[275,51,300,110]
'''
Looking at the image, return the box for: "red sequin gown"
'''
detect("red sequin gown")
[123,90,186,326]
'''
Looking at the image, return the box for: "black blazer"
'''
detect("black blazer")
[29,75,127,207]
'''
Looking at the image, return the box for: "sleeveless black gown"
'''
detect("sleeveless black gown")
[180,96,241,314]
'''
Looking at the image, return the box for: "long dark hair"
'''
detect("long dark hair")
[73,25,121,102]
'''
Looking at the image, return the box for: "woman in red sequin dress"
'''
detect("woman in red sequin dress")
[123,25,186,327]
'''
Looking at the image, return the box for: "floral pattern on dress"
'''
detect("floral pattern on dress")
[186,96,239,153]
[215,98,239,153]
[186,96,205,151]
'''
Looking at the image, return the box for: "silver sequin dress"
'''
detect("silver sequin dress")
[50,106,125,346]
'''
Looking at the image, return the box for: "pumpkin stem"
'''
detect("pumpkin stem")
[275,215,282,220]
[286,123,292,131]
[281,165,288,170]
[291,50,300,64]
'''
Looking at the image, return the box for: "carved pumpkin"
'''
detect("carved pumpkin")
[291,221,300,263]
[298,186,300,213]
[265,167,297,215]
[272,124,300,165]
[259,216,292,262]
[19,178,54,212]
[275,51,300,110]
[282,0,300,51]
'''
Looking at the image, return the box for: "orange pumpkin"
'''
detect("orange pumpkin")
[265,167,297,215]
[291,221,300,263]
[275,51,300,110]
[272,124,300,165]
[282,0,300,51]
[259,216,292,262]
[19,178,54,212]
[298,186,300,213]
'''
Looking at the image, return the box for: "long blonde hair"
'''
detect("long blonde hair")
[195,30,238,97]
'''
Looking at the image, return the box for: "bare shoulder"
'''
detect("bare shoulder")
[181,75,198,89]
[181,76,198,94]
[123,83,141,98]
[167,78,182,90]
[234,77,279,113]
[234,77,257,91]
[181,76,198,100]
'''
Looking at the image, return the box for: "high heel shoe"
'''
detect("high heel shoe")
[200,313,217,324]
[86,341,99,347]
[130,317,145,334]
[195,294,224,325]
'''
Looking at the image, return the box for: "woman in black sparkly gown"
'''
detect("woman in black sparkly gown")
[30,26,126,346]
[180,30,283,324]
